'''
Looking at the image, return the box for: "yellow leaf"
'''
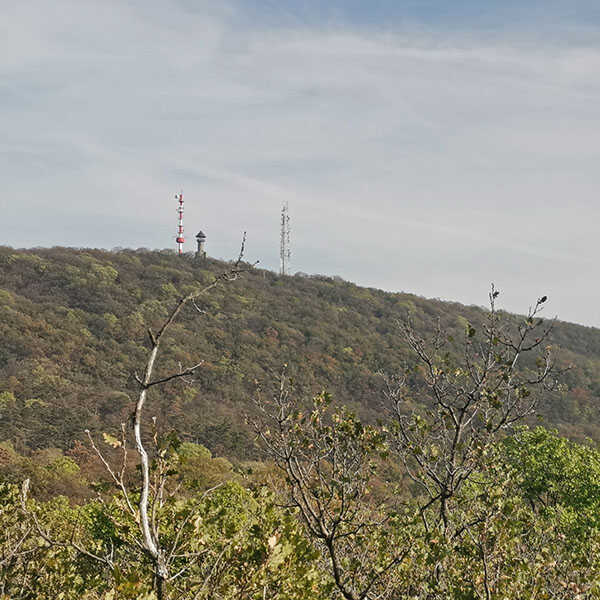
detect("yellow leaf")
[102,432,122,448]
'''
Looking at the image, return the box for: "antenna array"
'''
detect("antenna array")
[280,202,291,275]
[175,192,185,255]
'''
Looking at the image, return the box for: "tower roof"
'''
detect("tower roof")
[196,230,206,240]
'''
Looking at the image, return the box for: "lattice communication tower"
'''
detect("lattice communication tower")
[279,202,291,275]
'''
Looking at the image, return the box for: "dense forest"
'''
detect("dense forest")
[2,246,600,598]
[1,246,599,457]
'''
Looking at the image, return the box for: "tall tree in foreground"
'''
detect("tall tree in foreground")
[381,287,561,596]
[256,288,560,599]
[23,238,257,599]
[253,376,410,600]
[385,287,557,538]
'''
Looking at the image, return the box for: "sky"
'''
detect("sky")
[1,1,600,326]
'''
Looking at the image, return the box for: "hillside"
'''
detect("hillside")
[1,246,599,460]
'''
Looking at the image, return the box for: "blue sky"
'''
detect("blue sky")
[1,1,600,326]
[234,0,600,30]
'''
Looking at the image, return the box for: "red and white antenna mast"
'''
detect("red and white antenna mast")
[175,192,185,255]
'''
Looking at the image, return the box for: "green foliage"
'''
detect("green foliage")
[4,246,600,597]
[2,481,328,600]
[3,398,600,597]
[0,246,596,464]
[176,441,234,490]
[503,427,600,537]
[0,444,91,501]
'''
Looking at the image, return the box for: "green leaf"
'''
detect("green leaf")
[102,432,122,448]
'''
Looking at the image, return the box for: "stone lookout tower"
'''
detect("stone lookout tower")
[195,230,207,260]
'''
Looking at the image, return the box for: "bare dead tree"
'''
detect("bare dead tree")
[253,369,409,600]
[22,237,255,600]
[253,288,565,598]
[111,237,254,598]
[383,286,559,539]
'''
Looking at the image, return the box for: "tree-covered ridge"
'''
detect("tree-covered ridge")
[1,245,599,458]
[4,245,600,598]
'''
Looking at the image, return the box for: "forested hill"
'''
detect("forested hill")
[1,246,599,458]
